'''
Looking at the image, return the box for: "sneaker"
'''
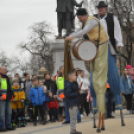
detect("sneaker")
[126,110,131,115]
[6,127,16,130]
[112,111,115,115]
[77,119,81,123]
[107,115,115,119]
[34,121,37,126]
[51,120,56,122]
[42,121,46,125]
[70,131,82,134]
[88,113,93,118]
[0,128,7,132]
[62,121,70,125]
[81,114,83,118]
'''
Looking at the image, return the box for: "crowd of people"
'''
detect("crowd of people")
[0,64,134,133]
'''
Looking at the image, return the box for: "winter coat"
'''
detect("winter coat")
[44,79,57,95]
[64,81,80,108]
[120,75,133,95]
[29,86,45,106]
[56,89,64,107]
[24,80,32,103]
[47,99,58,109]
[11,86,25,109]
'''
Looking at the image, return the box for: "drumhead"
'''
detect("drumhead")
[78,41,97,61]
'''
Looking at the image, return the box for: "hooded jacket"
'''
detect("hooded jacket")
[64,81,80,108]
[29,86,46,106]
[11,85,25,109]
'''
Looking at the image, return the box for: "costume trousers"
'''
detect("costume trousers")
[90,43,108,114]
[124,94,132,110]
[69,106,78,133]
[107,46,122,110]
[33,106,44,122]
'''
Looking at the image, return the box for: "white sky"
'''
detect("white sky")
[0,0,83,57]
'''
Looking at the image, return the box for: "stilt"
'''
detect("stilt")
[96,113,102,133]
[120,109,125,126]
[101,115,105,131]
[93,113,97,128]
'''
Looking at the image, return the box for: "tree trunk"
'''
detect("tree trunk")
[127,51,132,65]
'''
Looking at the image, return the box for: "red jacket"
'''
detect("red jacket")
[47,99,59,109]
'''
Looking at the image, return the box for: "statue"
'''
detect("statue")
[56,0,83,38]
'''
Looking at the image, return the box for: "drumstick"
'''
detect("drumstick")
[79,82,83,93]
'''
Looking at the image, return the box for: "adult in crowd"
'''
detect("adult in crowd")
[44,72,58,120]
[14,73,22,87]
[23,73,32,121]
[77,70,90,117]
[120,68,133,115]
[44,72,57,98]
[0,66,15,131]
[52,70,59,81]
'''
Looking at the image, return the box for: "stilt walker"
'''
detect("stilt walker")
[65,8,109,133]
[91,1,125,127]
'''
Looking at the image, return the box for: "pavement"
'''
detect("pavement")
[2,109,134,134]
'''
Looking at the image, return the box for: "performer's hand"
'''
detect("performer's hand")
[65,36,74,41]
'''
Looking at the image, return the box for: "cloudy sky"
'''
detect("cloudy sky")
[0,0,84,57]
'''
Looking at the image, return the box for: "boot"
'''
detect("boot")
[58,115,63,122]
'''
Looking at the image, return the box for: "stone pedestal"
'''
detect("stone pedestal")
[37,67,47,81]
[51,39,90,77]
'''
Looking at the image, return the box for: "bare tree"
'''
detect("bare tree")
[19,21,54,75]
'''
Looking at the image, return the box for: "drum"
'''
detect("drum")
[72,40,97,62]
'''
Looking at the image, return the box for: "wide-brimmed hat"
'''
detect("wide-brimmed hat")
[96,1,108,8]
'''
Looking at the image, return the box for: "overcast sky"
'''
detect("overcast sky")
[0,0,84,57]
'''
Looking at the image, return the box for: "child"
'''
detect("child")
[11,78,25,127]
[56,87,64,122]
[29,78,46,126]
[47,91,58,122]
[64,71,82,134]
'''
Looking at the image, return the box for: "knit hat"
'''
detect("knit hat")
[126,65,132,69]
[76,8,88,16]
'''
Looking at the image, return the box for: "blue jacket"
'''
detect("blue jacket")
[120,75,133,95]
[64,81,80,108]
[29,86,46,106]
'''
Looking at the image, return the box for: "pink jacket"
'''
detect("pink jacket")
[87,90,92,102]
